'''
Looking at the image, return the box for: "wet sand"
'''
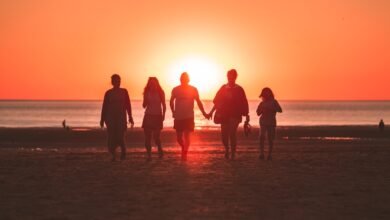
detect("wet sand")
[0,127,390,219]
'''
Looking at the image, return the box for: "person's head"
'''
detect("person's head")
[180,72,190,85]
[227,69,238,85]
[260,87,275,101]
[111,74,121,88]
[144,77,163,95]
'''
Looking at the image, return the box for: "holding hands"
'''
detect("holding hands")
[129,116,134,128]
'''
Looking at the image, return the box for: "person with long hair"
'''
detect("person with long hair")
[256,87,282,160]
[170,72,209,161]
[142,77,166,160]
[100,74,134,161]
[208,69,250,160]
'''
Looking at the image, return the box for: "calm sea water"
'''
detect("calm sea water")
[0,100,389,128]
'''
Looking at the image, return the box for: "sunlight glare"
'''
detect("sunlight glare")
[168,56,224,97]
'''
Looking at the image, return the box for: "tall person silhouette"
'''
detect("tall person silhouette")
[170,72,209,161]
[100,74,134,161]
[208,69,250,160]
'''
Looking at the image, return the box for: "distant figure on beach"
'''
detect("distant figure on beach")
[208,69,250,160]
[100,74,134,161]
[379,119,385,132]
[170,72,209,161]
[256,87,282,161]
[142,77,166,160]
[62,119,70,131]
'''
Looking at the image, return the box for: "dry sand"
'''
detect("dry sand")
[0,126,389,219]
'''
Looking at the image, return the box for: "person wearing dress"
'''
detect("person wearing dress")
[142,77,166,160]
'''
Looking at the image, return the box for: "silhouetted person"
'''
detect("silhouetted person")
[379,119,385,132]
[170,72,209,161]
[208,69,250,160]
[62,119,70,131]
[257,87,282,161]
[100,74,134,161]
[142,77,166,160]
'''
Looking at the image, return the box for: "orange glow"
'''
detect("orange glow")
[167,56,224,97]
[0,1,389,100]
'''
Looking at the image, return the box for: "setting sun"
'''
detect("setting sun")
[167,56,224,97]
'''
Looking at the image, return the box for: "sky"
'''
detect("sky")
[0,0,389,100]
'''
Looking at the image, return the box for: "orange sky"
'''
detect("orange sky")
[0,0,388,100]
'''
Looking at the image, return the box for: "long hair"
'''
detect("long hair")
[144,77,164,100]
[260,87,275,101]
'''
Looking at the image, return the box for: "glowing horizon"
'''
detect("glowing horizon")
[0,0,389,100]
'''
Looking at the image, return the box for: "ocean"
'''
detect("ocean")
[0,100,389,128]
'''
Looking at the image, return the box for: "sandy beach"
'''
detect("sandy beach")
[0,126,390,219]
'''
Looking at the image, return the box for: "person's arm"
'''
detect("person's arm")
[125,90,134,126]
[170,89,175,118]
[208,85,224,118]
[256,103,263,116]
[142,93,148,109]
[100,92,108,128]
[275,100,282,113]
[161,91,167,121]
[208,106,216,118]
[241,87,250,123]
[194,88,208,119]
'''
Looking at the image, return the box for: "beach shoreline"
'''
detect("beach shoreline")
[0,126,389,219]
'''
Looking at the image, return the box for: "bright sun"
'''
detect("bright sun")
[168,56,224,97]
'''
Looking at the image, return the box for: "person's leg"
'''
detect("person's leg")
[118,130,126,160]
[144,129,152,160]
[154,129,163,158]
[177,130,188,160]
[107,128,117,161]
[229,119,240,159]
[182,131,191,160]
[259,126,266,159]
[267,127,276,161]
[221,122,230,159]
[176,131,184,151]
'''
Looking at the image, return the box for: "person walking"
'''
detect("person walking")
[142,77,166,160]
[208,69,250,160]
[100,74,134,161]
[170,72,209,161]
[256,87,282,161]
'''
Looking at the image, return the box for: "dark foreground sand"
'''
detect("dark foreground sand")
[0,126,390,219]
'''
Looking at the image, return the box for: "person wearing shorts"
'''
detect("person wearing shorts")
[170,72,209,161]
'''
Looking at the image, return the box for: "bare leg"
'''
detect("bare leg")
[119,131,126,161]
[182,131,191,161]
[107,130,116,161]
[176,131,184,151]
[267,127,276,161]
[144,129,152,160]
[109,145,116,162]
[154,129,163,158]
[229,120,239,160]
[221,123,230,159]
[259,126,266,160]
[176,131,187,160]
